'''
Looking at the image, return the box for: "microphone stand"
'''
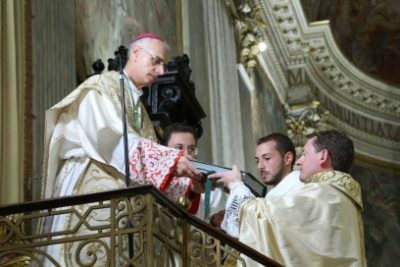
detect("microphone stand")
[118,54,134,263]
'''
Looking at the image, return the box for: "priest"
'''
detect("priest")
[210,130,367,267]
[42,32,202,203]
[40,33,202,266]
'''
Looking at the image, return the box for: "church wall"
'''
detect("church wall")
[237,75,258,176]
[75,0,180,81]
[180,0,212,163]
[254,68,287,135]
[237,67,288,176]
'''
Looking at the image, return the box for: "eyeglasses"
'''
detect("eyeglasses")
[138,46,167,71]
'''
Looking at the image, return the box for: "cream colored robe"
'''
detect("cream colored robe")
[238,171,367,267]
[42,71,192,201]
[41,71,192,266]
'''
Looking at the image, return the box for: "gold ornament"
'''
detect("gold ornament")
[177,196,191,211]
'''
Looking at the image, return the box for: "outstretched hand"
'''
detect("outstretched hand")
[174,156,203,182]
[208,165,242,188]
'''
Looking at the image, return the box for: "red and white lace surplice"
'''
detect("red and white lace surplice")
[129,139,200,213]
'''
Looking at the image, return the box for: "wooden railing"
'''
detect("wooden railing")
[0,185,282,267]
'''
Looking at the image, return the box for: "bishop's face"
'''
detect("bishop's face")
[129,39,168,88]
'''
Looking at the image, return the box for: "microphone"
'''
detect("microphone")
[118,53,134,263]
[118,54,131,188]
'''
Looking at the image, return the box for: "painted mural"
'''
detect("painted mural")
[301,0,400,85]
[351,165,400,266]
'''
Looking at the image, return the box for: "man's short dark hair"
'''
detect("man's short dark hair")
[257,133,296,168]
[307,130,354,173]
[162,123,198,146]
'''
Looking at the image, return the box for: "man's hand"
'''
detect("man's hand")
[174,156,203,181]
[208,165,242,188]
[191,179,205,193]
[210,210,225,228]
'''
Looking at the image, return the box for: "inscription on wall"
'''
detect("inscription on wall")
[287,68,307,86]
[318,92,400,141]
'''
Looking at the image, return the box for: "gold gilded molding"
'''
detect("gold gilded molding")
[285,101,329,152]
[227,0,267,78]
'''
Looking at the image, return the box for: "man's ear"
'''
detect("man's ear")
[131,46,140,60]
[284,152,294,167]
[320,149,330,165]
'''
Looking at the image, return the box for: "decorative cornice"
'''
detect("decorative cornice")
[257,0,400,117]
[251,0,400,168]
